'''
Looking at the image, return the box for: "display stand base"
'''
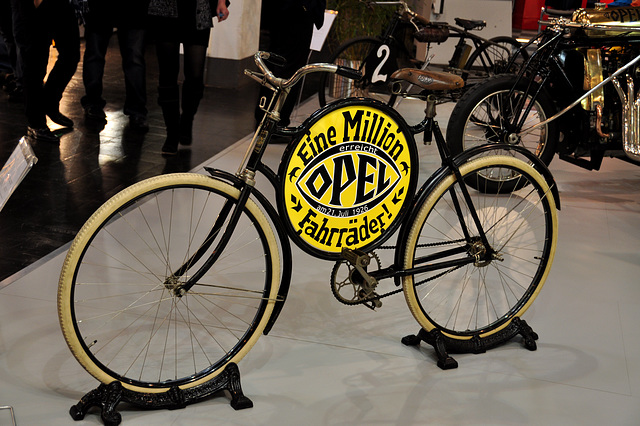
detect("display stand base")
[68,362,252,426]
[401,317,539,369]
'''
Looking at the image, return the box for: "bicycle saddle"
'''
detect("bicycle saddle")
[391,68,464,91]
[454,17,486,31]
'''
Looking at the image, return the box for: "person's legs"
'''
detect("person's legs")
[11,0,55,140]
[0,0,15,70]
[0,0,22,100]
[270,12,313,127]
[81,23,111,118]
[255,5,313,128]
[155,40,181,154]
[117,27,147,127]
[43,0,79,126]
[179,43,207,145]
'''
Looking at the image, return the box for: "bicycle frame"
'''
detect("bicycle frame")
[370,0,509,71]
[446,27,515,71]
[177,52,561,314]
[56,52,562,415]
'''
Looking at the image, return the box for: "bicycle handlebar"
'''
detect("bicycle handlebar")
[244,51,362,92]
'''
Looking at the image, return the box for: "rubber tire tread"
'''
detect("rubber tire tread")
[58,173,281,393]
[401,155,558,339]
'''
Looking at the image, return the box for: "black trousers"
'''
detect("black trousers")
[0,0,20,80]
[81,25,147,117]
[11,0,79,128]
[255,2,315,127]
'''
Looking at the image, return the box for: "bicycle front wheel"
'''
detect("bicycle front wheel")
[58,173,281,393]
[402,156,557,339]
[318,37,399,107]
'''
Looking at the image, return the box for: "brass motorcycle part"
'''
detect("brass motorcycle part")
[522,53,640,136]
[581,49,604,111]
[595,103,610,139]
[573,5,640,28]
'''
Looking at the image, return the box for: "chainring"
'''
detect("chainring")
[330,252,382,306]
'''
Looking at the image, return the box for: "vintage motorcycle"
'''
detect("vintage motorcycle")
[446,4,640,186]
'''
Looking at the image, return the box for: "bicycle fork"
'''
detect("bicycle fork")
[168,90,286,295]
[165,184,255,296]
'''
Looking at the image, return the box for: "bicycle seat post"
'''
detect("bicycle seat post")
[423,94,436,145]
[423,94,454,164]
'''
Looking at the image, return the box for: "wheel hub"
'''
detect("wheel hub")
[507,132,520,145]
[164,275,185,297]
[469,240,491,267]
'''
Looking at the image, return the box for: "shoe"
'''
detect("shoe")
[46,109,74,128]
[161,136,179,155]
[27,126,60,143]
[84,105,106,121]
[129,115,149,132]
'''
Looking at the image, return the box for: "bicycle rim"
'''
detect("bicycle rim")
[58,174,280,392]
[402,156,557,338]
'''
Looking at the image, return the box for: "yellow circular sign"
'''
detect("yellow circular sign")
[283,104,414,255]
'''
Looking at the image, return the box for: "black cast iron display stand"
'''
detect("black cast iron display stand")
[401,317,539,369]
[68,362,252,426]
[67,320,539,424]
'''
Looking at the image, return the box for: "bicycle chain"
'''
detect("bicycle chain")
[331,239,466,307]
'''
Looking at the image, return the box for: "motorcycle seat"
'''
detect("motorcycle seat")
[391,68,464,91]
[454,18,486,31]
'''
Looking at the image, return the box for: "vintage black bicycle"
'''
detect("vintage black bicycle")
[318,0,528,107]
[58,52,559,423]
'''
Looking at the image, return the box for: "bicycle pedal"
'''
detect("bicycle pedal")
[363,297,382,310]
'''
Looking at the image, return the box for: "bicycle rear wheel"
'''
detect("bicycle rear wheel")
[402,156,557,339]
[58,173,280,393]
[318,37,399,107]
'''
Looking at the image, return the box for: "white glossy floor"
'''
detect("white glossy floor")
[1,98,640,425]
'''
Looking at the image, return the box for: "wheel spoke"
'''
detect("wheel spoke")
[58,174,280,391]
[402,157,557,337]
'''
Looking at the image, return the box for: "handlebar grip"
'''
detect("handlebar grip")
[336,66,362,81]
[265,52,287,67]
[412,13,430,27]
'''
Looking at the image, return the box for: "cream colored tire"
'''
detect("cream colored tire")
[58,173,280,393]
[402,156,558,339]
